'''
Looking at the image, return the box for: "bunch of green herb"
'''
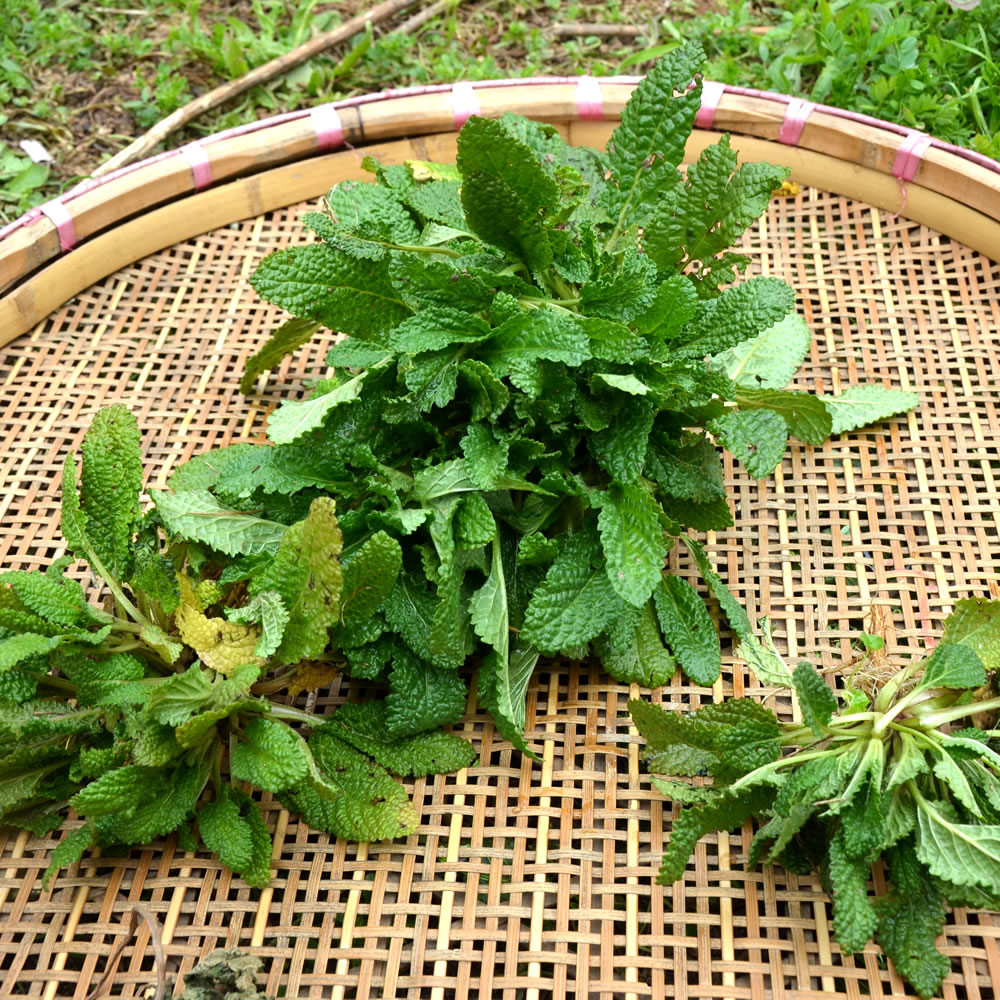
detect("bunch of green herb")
[631,604,1000,997]
[0,42,916,886]
[0,407,476,888]
[232,40,913,737]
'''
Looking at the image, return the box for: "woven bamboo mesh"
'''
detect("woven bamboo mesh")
[2,104,1000,998]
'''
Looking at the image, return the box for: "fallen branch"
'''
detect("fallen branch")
[396,0,458,34]
[93,0,420,176]
[551,22,642,37]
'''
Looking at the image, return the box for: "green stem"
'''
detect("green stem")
[37,673,76,693]
[726,747,839,793]
[873,683,931,735]
[519,295,579,310]
[388,241,462,258]
[81,540,152,630]
[268,703,323,726]
[873,659,923,714]
[916,694,1000,731]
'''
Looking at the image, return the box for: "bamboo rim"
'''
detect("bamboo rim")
[1,78,999,346]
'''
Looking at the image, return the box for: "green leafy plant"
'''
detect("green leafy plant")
[0,406,475,888]
[235,39,914,727]
[631,602,1000,998]
[0,44,916,886]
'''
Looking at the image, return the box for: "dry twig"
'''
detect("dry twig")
[93,0,420,176]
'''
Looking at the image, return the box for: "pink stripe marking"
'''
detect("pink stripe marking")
[451,82,480,129]
[39,200,76,253]
[892,131,932,182]
[4,77,1000,249]
[778,98,815,145]
[311,104,344,150]
[575,76,604,121]
[180,141,212,190]
[695,80,725,129]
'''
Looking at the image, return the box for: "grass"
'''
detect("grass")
[0,0,997,224]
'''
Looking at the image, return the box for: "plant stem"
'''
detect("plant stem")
[917,694,1000,730]
[268,703,323,726]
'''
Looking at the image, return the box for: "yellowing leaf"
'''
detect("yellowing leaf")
[176,576,264,676]
[286,662,339,698]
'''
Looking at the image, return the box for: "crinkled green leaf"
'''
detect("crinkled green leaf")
[460,424,509,491]
[918,640,987,693]
[483,309,591,377]
[249,243,412,338]
[239,317,322,395]
[92,762,207,846]
[42,824,94,889]
[0,571,88,627]
[734,386,833,445]
[940,598,1000,674]
[167,441,352,498]
[793,661,837,736]
[655,786,773,885]
[340,532,402,630]
[876,843,951,999]
[267,367,372,445]
[632,275,698,339]
[198,786,273,889]
[384,644,467,738]
[249,497,343,664]
[828,832,877,954]
[78,404,143,580]
[914,795,1000,895]
[597,483,667,608]
[589,397,655,483]
[314,701,477,777]
[230,718,309,793]
[154,489,287,557]
[455,493,496,548]
[0,632,61,671]
[652,576,721,686]
[710,408,788,479]
[644,433,726,504]
[284,732,417,841]
[675,278,795,360]
[597,601,675,687]
[645,135,788,289]
[709,313,811,390]
[521,525,622,653]
[678,536,752,641]
[821,384,919,435]
[389,305,491,353]
[603,40,703,233]
[578,247,657,322]
[71,765,159,817]
[456,115,561,274]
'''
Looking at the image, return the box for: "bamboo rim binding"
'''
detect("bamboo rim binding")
[1,76,999,345]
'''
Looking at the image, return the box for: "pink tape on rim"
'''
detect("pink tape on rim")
[39,200,76,253]
[451,82,480,129]
[778,98,816,145]
[695,80,725,129]
[892,131,932,215]
[575,76,604,121]
[311,105,344,150]
[893,130,932,183]
[180,141,212,191]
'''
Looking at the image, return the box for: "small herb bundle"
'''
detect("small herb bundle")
[631,604,1000,998]
[0,407,475,887]
[0,42,918,886]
